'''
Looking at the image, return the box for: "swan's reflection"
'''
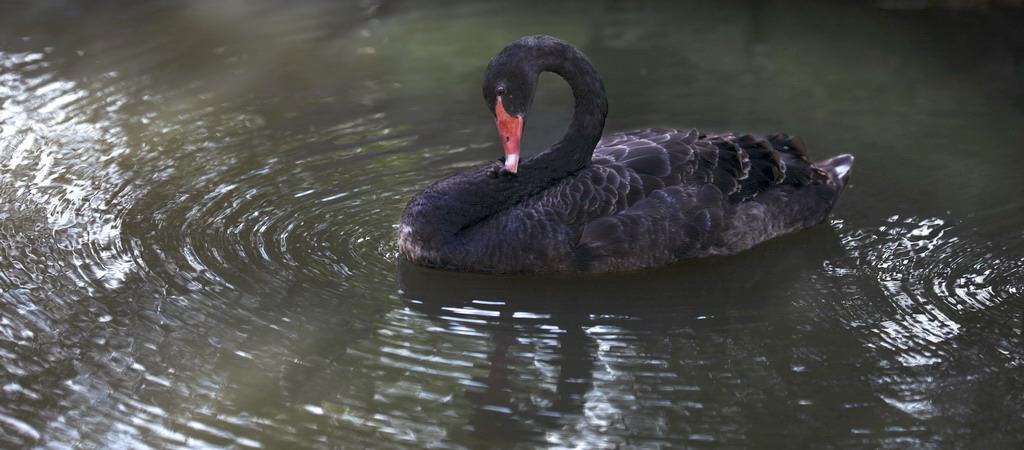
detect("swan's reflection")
[399,225,848,444]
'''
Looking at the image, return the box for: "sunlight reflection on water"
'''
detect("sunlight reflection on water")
[828,215,1023,419]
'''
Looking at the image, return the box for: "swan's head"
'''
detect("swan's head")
[483,38,547,173]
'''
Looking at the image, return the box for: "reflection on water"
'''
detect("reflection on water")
[397,229,851,446]
[1,0,1023,447]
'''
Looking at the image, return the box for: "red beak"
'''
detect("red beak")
[495,97,524,173]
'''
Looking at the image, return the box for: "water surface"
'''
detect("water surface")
[1,0,1022,447]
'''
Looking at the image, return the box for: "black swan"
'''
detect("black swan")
[398,35,853,273]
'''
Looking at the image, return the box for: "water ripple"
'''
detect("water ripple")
[0,40,425,446]
[826,215,1024,419]
[118,112,424,294]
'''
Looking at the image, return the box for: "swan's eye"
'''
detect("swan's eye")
[496,87,505,97]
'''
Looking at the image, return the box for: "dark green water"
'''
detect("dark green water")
[2,0,1022,447]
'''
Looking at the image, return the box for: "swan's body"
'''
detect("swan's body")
[399,36,853,273]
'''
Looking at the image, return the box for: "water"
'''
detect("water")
[1,0,1022,447]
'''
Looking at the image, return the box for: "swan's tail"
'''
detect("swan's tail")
[814,154,855,188]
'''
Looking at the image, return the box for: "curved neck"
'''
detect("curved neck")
[401,38,610,251]
[522,41,608,180]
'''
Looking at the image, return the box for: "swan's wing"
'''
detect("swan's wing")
[574,183,725,270]
[573,129,828,270]
[596,128,824,202]
[517,128,708,228]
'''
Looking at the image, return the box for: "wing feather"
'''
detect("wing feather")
[518,128,826,270]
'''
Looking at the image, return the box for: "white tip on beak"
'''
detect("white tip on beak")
[504,153,519,173]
